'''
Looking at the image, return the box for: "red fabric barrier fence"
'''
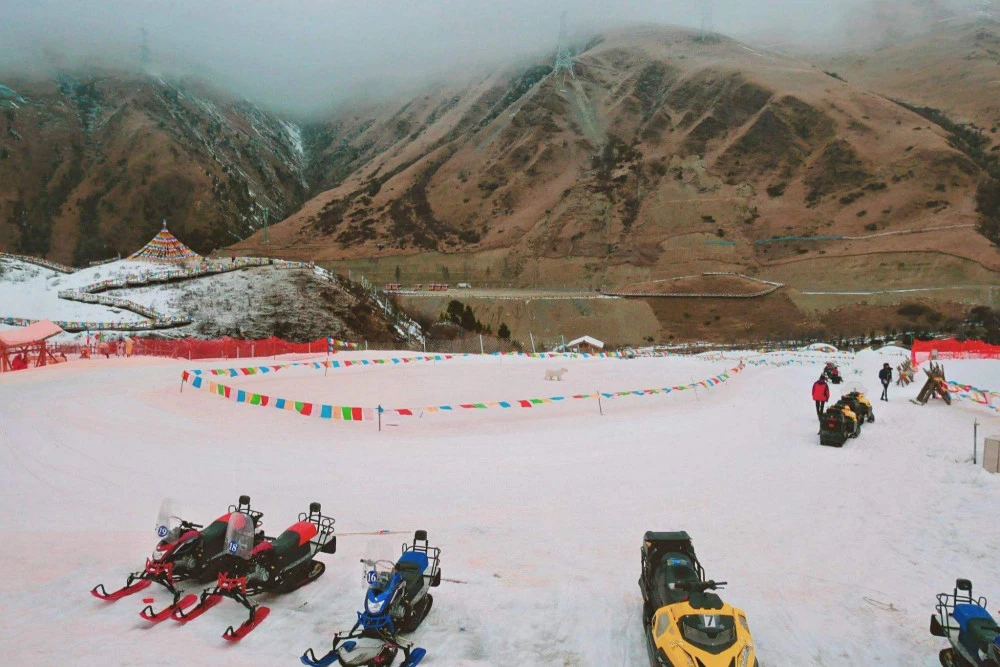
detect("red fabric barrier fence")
[911,338,1000,366]
[51,336,340,360]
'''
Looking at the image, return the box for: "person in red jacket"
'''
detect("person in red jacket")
[812,375,830,419]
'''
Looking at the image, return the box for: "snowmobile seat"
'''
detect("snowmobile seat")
[397,550,429,573]
[396,551,429,598]
[966,617,1000,655]
[199,516,232,550]
[652,553,701,608]
[954,604,1000,654]
[270,521,319,562]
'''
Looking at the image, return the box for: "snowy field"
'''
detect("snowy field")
[1,349,998,666]
[0,258,151,323]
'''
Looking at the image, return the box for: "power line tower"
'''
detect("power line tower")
[140,28,150,69]
[698,0,715,42]
[262,206,270,244]
[553,11,575,78]
[977,0,994,23]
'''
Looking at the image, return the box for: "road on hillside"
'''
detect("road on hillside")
[390,288,617,300]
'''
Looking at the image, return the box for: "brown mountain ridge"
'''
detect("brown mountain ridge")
[232,25,996,291]
[0,72,309,265]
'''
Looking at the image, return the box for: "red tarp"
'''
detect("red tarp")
[0,320,64,348]
[911,338,1000,366]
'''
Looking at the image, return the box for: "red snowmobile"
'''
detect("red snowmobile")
[173,501,336,641]
[91,495,264,621]
[823,362,843,384]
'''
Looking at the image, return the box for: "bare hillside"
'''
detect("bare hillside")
[0,72,308,265]
[232,25,993,288]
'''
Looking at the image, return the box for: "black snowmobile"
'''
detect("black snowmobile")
[638,531,757,667]
[301,530,442,667]
[823,362,843,384]
[91,495,264,621]
[930,579,1000,666]
[173,501,336,641]
[819,399,862,447]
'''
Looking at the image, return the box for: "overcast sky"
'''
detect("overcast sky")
[0,0,983,116]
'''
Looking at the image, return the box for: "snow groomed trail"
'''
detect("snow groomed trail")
[0,348,998,666]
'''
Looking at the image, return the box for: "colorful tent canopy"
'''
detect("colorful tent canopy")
[0,319,64,347]
[0,319,65,372]
[129,219,199,263]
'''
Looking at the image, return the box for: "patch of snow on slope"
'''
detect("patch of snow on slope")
[0,258,144,322]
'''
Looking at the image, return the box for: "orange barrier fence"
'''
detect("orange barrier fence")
[50,336,357,360]
[912,338,1000,366]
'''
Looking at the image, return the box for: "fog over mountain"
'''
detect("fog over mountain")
[0,0,987,115]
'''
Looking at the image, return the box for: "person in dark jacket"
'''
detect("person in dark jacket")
[812,375,830,418]
[878,363,892,401]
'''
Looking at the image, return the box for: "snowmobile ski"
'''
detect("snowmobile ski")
[401,647,427,667]
[222,605,270,641]
[172,593,222,623]
[299,642,356,667]
[139,594,198,623]
[90,579,152,601]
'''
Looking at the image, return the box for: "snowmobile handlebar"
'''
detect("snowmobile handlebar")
[675,580,727,592]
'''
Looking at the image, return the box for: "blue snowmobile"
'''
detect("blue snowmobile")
[301,530,442,667]
[930,579,1000,666]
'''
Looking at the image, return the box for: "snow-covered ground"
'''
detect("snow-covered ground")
[0,350,998,666]
[0,258,149,322]
[114,267,293,323]
[0,258,313,339]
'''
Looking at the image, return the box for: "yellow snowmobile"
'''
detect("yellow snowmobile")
[639,531,758,667]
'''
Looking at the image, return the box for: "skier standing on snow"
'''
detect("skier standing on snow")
[878,363,892,401]
[812,375,830,419]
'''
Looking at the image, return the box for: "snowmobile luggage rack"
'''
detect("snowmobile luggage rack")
[401,529,441,585]
[302,501,337,554]
[642,532,700,561]
[931,579,987,636]
[640,531,705,584]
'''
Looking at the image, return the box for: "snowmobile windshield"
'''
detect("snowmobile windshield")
[679,614,737,653]
[842,381,866,395]
[154,498,184,542]
[223,511,255,560]
[366,560,396,593]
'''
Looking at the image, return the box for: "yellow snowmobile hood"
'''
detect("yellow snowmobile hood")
[650,599,756,667]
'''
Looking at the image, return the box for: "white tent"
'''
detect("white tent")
[565,335,604,351]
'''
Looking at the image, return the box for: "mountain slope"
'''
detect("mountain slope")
[232,25,994,288]
[0,72,309,265]
[818,20,1000,131]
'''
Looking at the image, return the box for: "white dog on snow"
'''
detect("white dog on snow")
[545,367,568,381]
